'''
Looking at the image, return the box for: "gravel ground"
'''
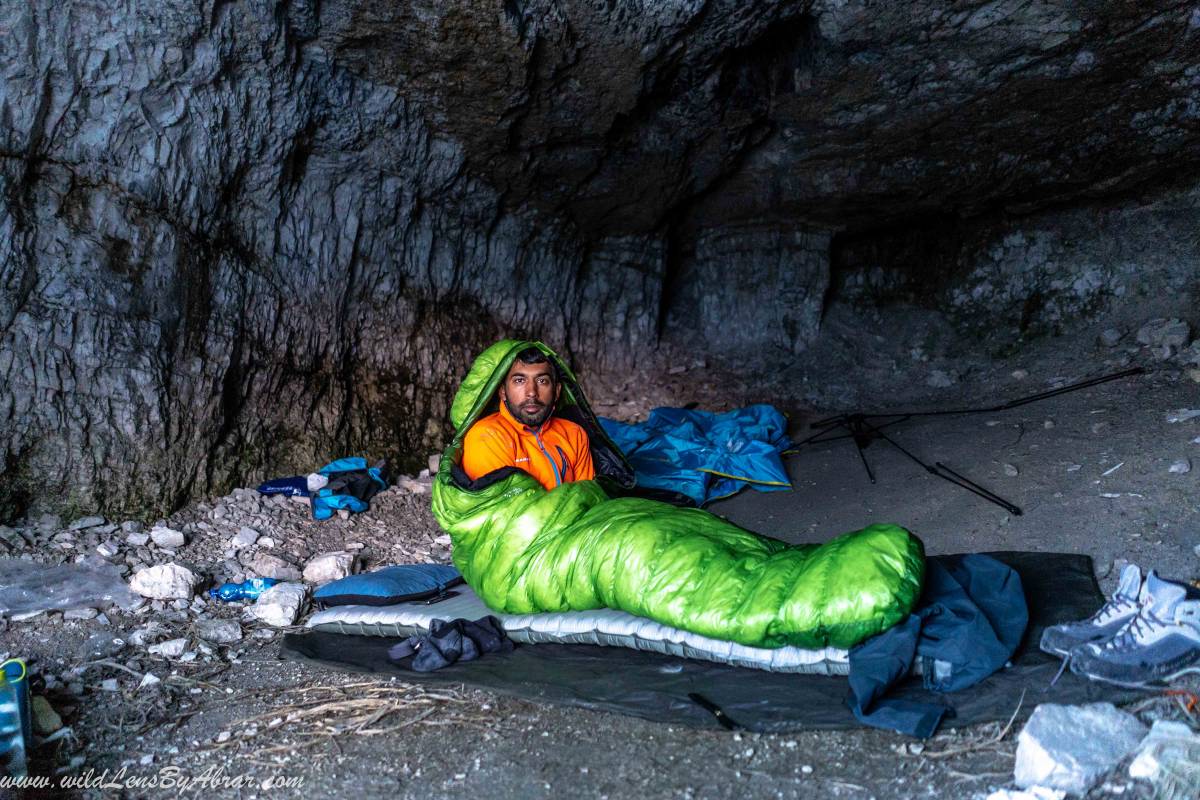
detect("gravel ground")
[2,309,1199,800]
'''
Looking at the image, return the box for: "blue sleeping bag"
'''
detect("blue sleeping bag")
[599,404,794,506]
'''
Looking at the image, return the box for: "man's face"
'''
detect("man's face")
[500,359,560,428]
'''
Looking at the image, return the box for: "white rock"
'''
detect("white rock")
[1167,459,1191,474]
[1015,703,1147,796]
[68,516,106,531]
[258,537,275,549]
[1165,408,1200,424]
[63,607,99,620]
[1098,328,1123,348]
[1128,720,1200,783]
[195,618,242,644]
[125,532,150,546]
[148,637,188,658]
[149,526,186,549]
[302,552,355,585]
[927,369,955,388]
[138,673,161,691]
[986,788,1065,800]
[1004,463,1020,477]
[428,453,442,474]
[306,473,329,492]
[247,583,307,627]
[231,527,259,549]
[96,541,120,558]
[248,553,301,581]
[395,475,430,494]
[1136,318,1190,348]
[129,564,197,600]
[434,534,452,546]
[99,678,119,692]
[1011,369,1029,379]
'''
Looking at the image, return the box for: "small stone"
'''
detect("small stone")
[1187,368,1200,384]
[1168,459,1191,474]
[231,527,259,549]
[302,552,355,585]
[99,678,120,692]
[149,637,188,658]
[120,521,143,533]
[125,532,150,546]
[1166,408,1200,423]
[927,369,955,388]
[149,527,186,549]
[1098,328,1123,347]
[668,365,687,375]
[336,509,352,521]
[138,673,161,690]
[215,730,232,743]
[249,553,301,581]
[1043,419,1055,429]
[1014,702,1146,795]
[1003,463,1019,477]
[247,583,307,627]
[63,607,99,621]
[800,765,813,774]
[196,618,242,644]
[257,537,275,549]
[1136,318,1190,348]
[434,534,452,546]
[428,454,442,474]
[129,564,197,600]
[31,696,63,734]
[69,516,106,531]
[1011,369,1028,379]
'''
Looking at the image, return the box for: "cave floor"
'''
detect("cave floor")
[5,339,1199,800]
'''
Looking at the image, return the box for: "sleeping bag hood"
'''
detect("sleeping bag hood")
[432,339,925,650]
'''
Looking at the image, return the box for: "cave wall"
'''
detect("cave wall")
[833,182,1200,339]
[3,0,1199,520]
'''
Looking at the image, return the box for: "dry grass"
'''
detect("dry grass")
[201,680,491,762]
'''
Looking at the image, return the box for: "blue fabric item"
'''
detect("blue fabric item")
[847,554,1028,738]
[312,491,369,521]
[256,476,310,497]
[314,564,464,607]
[319,457,368,475]
[599,404,793,506]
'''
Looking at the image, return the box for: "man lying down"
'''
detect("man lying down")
[434,338,925,651]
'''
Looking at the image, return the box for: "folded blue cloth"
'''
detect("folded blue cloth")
[600,404,793,506]
[847,554,1028,738]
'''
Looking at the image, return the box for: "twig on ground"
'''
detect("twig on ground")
[912,689,1026,760]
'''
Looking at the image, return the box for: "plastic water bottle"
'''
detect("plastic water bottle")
[207,577,280,602]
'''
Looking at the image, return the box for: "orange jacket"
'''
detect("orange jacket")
[462,402,595,491]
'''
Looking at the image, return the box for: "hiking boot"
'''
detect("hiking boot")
[1039,564,1143,657]
[1069,573,1200,688]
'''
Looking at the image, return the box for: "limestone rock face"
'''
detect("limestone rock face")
[2,0,1198,519]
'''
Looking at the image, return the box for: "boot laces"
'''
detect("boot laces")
[1104,607,1170,651]
[1091,594,1137,625]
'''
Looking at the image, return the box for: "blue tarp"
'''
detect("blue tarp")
[599,404,794,506]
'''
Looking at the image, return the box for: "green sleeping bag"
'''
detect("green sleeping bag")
[432,339,925,649]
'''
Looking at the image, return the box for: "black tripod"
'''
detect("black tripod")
[796,367,1145,515]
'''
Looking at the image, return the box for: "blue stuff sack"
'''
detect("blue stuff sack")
[313,565,463,608]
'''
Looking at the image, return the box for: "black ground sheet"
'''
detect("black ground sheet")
[281,552,1147,732]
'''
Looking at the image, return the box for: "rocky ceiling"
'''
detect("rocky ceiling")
[317,0,1200,235]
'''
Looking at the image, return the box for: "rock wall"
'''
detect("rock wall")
[833,183,1200,338]
[3,0,1199,520]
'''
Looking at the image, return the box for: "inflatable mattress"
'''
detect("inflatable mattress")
[306,584,850,675]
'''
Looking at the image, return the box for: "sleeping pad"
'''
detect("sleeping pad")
[431,340,926,650]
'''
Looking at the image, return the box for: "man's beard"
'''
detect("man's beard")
[504,395,554,428]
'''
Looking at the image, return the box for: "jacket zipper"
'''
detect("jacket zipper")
[532,429,563,487]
